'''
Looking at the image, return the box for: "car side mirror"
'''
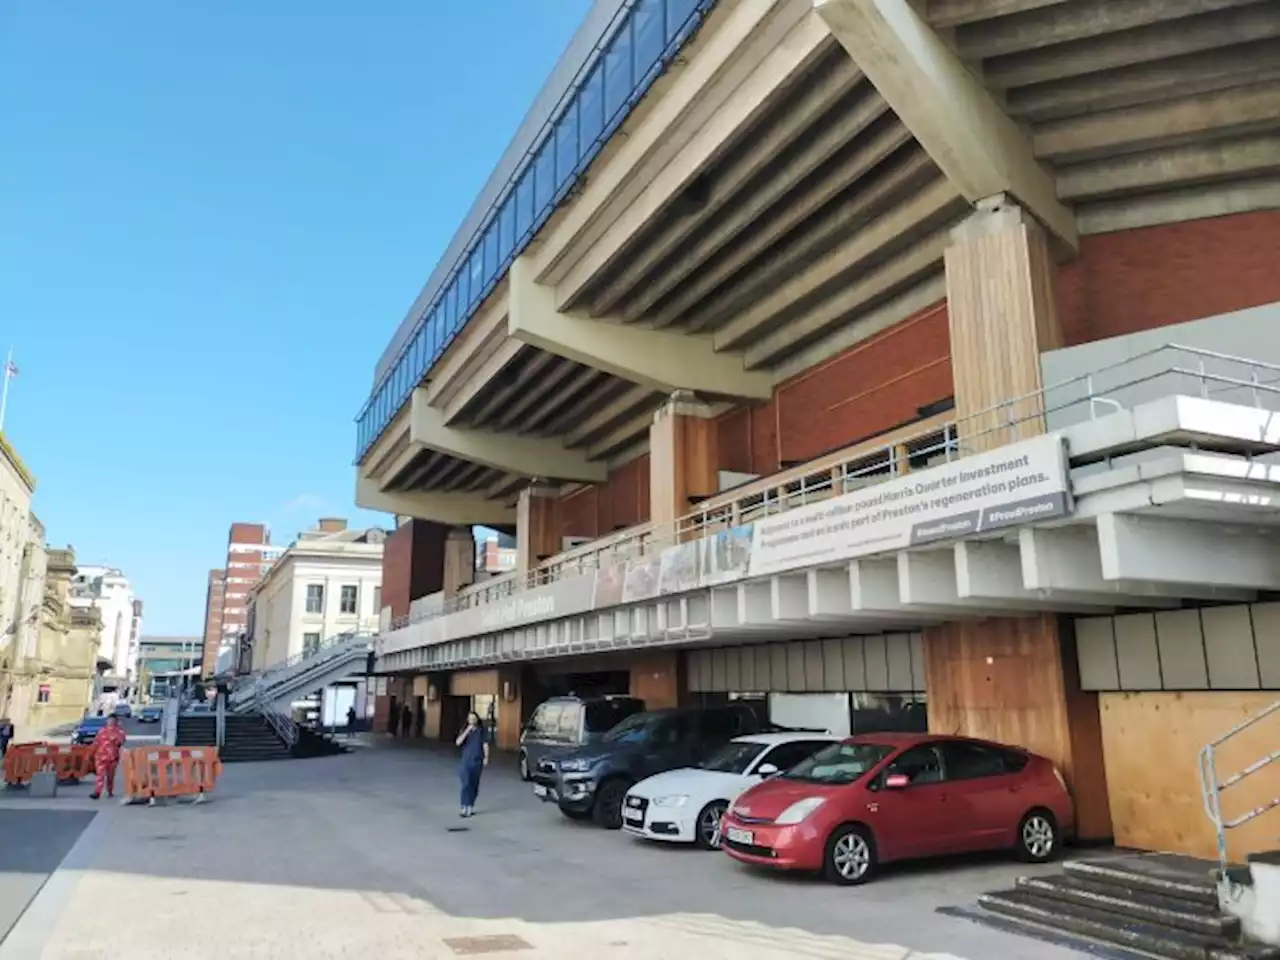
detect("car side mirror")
[884,773,910,789]
[756,763,779,777]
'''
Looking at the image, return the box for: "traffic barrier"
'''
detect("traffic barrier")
[3,743,96,787]
[121,746,222,805]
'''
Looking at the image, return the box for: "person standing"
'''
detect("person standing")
[454,711,490,818]
[90,715,127,800]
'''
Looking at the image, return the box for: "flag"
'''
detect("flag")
[3,360,15,379]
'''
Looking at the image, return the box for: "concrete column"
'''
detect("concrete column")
[442,527,476,598]
[495,666,525,751]
[944,195,1063,450]
[515,486,560,583]
[648,392,720,538]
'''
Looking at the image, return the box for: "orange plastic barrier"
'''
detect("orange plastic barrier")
[121,746,222,803]
[3,743,95,786]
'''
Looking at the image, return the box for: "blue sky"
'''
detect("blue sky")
[0,1,593,634]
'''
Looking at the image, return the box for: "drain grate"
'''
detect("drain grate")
[443,935,533,955]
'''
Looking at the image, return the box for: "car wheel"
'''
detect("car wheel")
[1015,809,1059,863]
[593,780,628,830]
[518,751,530,782]
[823,825,877,886]
[695,801,728,850]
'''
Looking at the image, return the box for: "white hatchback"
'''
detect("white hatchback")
[622,732,839,849]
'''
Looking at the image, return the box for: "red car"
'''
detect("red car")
[719,732,1073,885]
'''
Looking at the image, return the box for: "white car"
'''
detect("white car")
[622,732,839,849]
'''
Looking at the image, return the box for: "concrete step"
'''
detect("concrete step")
[978,890,1279,960]
[1065,855,1221,909]
[1016,875,1239,939]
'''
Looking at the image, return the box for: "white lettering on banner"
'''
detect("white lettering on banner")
[745,434,1071,578]
[479,594,557,629]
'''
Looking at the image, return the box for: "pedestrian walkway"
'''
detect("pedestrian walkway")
[0,742,1087,959]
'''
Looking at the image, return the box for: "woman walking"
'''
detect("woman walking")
[454,710,490,818]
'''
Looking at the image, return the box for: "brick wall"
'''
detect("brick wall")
[380,520,447,619]
[1059,210,1280,347]
[717,301,953,475]
[555,454,651,542]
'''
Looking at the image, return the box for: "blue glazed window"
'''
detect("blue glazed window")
[468,248,484,306]
[498,196,515,262]
[515,170,534,241]
[667,0,700,40]
[634,0,665,84]
[555,101,579,193]
[578,62,604,153]
[604,21,633,122]
[533,138,555,215]
[482,224,499,285]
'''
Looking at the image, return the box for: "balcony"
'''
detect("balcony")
[376,344,1280,674]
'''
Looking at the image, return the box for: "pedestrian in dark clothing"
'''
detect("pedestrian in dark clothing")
[0,718,13,757]
[454,711,490,818]
[346,705,357,732]
[401,704,413,739]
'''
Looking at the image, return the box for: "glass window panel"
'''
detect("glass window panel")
[468,248,483,304]
[443,278,457,331]
[498,196,515,262]
[515,170,534,240]
[634,0,664,81]
[604,20,633,121]
[555,101,578,190]
[667,0,700,40]
[483,223,499,284]
[533,138,555,215]
[578,63,604,151]
[456,263,470,314]
[428,308,442,357]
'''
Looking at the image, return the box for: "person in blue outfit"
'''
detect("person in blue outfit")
[454,710,490,818]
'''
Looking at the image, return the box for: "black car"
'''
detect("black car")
[518,694,645,781]
[533,703,768,828]
[72,716,108,746]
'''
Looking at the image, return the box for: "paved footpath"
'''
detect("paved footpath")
[0,742,1088,960]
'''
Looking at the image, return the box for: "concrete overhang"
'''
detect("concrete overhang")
[354,473,515,527]
[815,0,1079,252]
[409,388,606,484]
[508,256,773,399]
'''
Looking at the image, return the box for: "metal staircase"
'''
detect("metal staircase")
[229,631,372,715]
[1200,698,1280,893]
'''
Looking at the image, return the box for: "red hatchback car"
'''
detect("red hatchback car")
[720,733,1074,885]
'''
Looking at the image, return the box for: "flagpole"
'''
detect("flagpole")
[0,348,12,433]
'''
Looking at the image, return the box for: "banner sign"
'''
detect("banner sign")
[744,433,1071,578]
[379,434,1071,655]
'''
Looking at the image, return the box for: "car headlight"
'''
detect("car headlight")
[775,797,827,825]
[650,795,688,808]
[559,758,593,773]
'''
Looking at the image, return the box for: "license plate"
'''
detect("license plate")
[533,784,549,798]
[726,827,753,845]
[624,809,644,823]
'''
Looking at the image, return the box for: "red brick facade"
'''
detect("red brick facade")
[380,520,448,619]
[1058,210,1280,346]
[717,301,953,475]
[556,454,651,540]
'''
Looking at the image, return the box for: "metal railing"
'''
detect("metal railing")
[1198,697,1280,891]
[230,630,371,711]
[382,343,1280,634]
[261,706,300,750]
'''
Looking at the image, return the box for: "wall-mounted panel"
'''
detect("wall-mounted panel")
[1114,614,1162,691]
[1154,610,1209,691]
[804,641,824,692]
[864,634,890,691]
[1251,602,1280,688]
[887,633,914,691]
[724,646,742,692]
[843,637,867,691]
[1202,605,1260,690]
[822,638,845,692]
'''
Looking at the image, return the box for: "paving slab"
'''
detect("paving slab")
[2,742,1089,959]
[0,810,95,943]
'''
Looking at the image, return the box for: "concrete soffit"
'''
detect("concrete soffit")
[411,388,607,484]
[354,472,515,527]
[814,0,1079,252]
[507,256,773,400]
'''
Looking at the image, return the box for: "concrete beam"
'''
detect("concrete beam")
[441,337,523,425]
[421,283,509,408]
[772,573,811,621]
[956,539,1165,609]
[354,474,515,526]
[815,0,1078,250]
[898,547,1111,613]
[923,0,1065,29]
[508,256,772,399]
[409,389,606,484]
[1097,514,1280,592]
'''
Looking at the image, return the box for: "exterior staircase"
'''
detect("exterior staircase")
[229,631,372,715]
[974,853,1280,960]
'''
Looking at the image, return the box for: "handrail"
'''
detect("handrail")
[382,342,1280,633]
[230,630,372,710]
[1199,698,1280,891]
[261,707,299,750]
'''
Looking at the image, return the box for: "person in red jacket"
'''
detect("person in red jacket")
[90,715,127,800]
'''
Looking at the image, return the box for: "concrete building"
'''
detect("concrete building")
[70,565,140,682]
[247,519,386,671]
[357,0,1280,868]
[477,530,517,576]
[136,634,202,699]
[203,523,283,677]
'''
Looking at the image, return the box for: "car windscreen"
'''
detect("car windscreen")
[584,699,643,735]
[79,719,106,730]
[601,712,666,744]
[698,741,767,774]
[780,742,895,786]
